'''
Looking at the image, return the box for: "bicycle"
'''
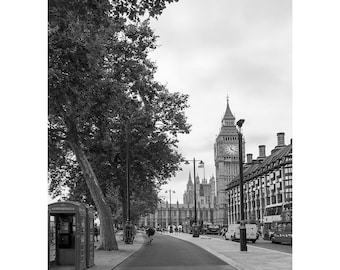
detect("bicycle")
[118,232,137,243]
[146,234,153,244]
[118,233,124,241]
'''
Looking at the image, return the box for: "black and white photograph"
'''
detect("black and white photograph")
[2,0,340,269]
[47,1,292,269]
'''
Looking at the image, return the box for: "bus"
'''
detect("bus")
[263,202,292,241]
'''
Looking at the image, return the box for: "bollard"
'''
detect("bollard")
[192,224,200,238]
[124,223,134,244]
[239,221,247,251]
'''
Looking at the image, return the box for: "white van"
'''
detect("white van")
[224,223,258,243]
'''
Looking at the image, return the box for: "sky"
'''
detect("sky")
[150,0,292,203]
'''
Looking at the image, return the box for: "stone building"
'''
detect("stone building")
[214,98,245,225]
[139,100,292,231]
[140,174,217,231]
[183,172,216,206]
[225,133,292,226]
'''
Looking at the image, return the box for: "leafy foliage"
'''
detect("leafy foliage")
[48,0,189,224]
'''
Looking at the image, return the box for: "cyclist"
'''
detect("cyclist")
[146,226,155,244]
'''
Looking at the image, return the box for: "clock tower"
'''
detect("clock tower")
[214,98,245,225]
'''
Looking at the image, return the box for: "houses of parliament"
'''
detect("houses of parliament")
[139,99,292,231]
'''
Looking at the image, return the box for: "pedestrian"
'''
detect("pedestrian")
[146,226,155,244]
[133,224,138,239]
[94,224,99,241]
[175,226,178,234]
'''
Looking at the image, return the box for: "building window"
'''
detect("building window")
[271,195,276,204]
[285,192,292,202]
[277,170,282,178]
[278,194,282,203]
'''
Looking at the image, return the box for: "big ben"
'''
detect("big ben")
[214,98,245,225]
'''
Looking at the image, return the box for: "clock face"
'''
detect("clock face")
[222,144,238,155]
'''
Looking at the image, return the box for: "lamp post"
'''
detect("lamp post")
[165,190,175,233]
[185,158,204,237]
[124,123,134,244]
[237,119,247,251]
[159,196,165,230]
[126,123,130,223]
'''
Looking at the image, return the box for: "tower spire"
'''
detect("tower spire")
[223,96,235,121]
[188,171,193,184]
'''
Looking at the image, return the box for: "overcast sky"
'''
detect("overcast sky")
[150,0,292,203]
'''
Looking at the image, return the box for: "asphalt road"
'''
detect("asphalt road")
[114,233,236,270]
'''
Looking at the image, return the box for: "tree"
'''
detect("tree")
[49,0,183,251]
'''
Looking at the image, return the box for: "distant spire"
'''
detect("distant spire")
[188,171,193,184]
[223,96,235,120]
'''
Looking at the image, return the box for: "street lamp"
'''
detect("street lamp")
[165,190,175,233]
[237,119,247,251]
[184,158,204,237]
[159,196,165,229]
[124,122,134,244]
[198,161,205,181]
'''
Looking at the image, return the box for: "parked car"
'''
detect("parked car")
[206,224,220,235]
[270,221,292,245]
[224,223,258,243]
[201,222,213,234]
[271,231,292,245]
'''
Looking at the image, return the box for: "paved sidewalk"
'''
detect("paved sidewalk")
[166,233,292,270]
[91,231,145,270]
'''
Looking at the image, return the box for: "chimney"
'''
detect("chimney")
[277,132,285,146]
[247,154,253,163]
[259,145,266,158]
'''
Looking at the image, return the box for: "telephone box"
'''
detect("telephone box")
[48,201,87,270]
[85,205,95,268]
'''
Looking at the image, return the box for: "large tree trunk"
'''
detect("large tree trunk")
[68,140,118,250]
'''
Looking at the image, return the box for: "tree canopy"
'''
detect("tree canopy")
[48,0,188,250]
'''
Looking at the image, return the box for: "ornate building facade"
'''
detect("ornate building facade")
[140,100,292,230]
[183,172,216,206]
[139,174,216,232]
[225,133,292,226]
[214,99,244,225]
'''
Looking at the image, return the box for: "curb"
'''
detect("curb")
[110,233,146,270]
[166,233,292,270]
[198,244,247,270]
[209,236,291,256]
[166,234,243,270]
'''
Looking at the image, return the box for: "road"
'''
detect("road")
[114,233,237,270]
[207,234,292,254]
